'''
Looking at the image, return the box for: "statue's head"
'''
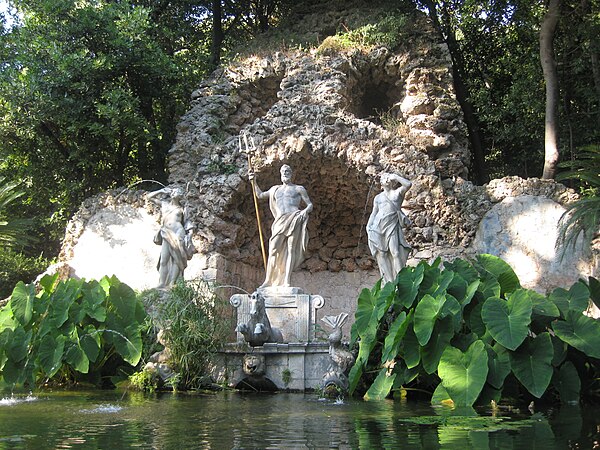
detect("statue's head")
[243,354,266,376]
[249,291,265,316]
[280,164,292,183]
[380,172,394,188]
[170,186,184,199]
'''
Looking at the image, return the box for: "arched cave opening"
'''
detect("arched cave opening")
[220,154,378,294]
[355,80,398,124]
[347,64,404,127]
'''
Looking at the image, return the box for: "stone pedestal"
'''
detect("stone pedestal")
[213,342,330,391]
[230,289,324,343]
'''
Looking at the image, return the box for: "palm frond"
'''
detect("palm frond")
[555,146,600,258]
[557,198,600,253]
[0,177,34,249]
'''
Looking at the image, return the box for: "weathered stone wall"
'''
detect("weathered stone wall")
[56,3,598,320]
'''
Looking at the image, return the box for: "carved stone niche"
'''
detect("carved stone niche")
[230,290,325,343]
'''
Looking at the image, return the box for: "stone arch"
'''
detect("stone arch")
[208,151,378,302]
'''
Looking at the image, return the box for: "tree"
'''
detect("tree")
[0,0,213,254]
[540,0,562,179]
[416,0,489,184]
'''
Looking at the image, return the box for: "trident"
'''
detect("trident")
[239,133,267,270]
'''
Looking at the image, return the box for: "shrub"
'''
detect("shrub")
[0,250,49,300]
[154,279,234,390]
[349,254,600,405]
[0,274,147,388]
[316,13,408,55]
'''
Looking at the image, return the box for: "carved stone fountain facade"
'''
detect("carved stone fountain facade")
[55,3,598,390]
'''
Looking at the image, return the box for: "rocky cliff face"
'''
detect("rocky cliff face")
[58,2,597,314]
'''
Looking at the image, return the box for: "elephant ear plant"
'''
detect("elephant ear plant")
[0,274,147,388]
[349,254,600,405]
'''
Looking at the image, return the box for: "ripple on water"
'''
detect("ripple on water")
[0,395,38,406]
[79,404,123,414]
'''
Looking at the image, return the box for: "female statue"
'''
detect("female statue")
[147,186,196,288]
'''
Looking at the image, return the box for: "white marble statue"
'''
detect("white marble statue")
[249,164,313,288]
[367,172,412,283]
[148,186,196,288]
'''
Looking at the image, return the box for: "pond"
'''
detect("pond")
[0,390,598,449]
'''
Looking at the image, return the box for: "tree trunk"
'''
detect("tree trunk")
[421,0,488,185]
[209,0,224,68]
[540,0,562,179]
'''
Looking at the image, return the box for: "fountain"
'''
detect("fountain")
[213,163,349,392]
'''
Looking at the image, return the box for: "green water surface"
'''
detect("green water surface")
[0,390,597,449]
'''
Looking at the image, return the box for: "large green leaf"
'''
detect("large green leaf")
[395,264,424,309]
[80,325,101,363]
[431,271,455,297]
[364,368,396,401]
[105,321,143,366]
[510,333,554,398]
[486,343,511,390]
[414,294,445,346]
[443,258,479,284]
[10,282,36,326]
[48,279,83,329]
[529,290,560,319]
[477,276,501,301]
[431,383,452,405]
[552,310,600,359]
[460,280,481,309]
[466,302,486,337]
[38,273,59,294]
[348,361,364,395]
[109,281,138,322]
[381,311,411,364]
[0,306,17,331]
[551,334,567,367]
[553,361,580,404]
[64,342,90,374]
[401,326,421,369]
[567,282,591,313]
[81,281,107,322]
[550,282,591,317]
[421,317,454,374]
[39,334,66,378]
[481,289,532,350]
[352,280,394,343]
[2,358,26,385]
[7,326,31,362]
[438,340,488,407]
[475,254,520,295]
[446,272,467,302]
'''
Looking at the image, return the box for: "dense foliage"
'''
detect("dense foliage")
[349,255,600,405]
[413,0,600,182]
[0,274,147,388]
[0,250,48,299]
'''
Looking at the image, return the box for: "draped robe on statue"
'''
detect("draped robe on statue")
[367,195,410,257]
[263,186,309,286]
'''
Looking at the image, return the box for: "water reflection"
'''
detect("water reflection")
[0,390,598,449]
